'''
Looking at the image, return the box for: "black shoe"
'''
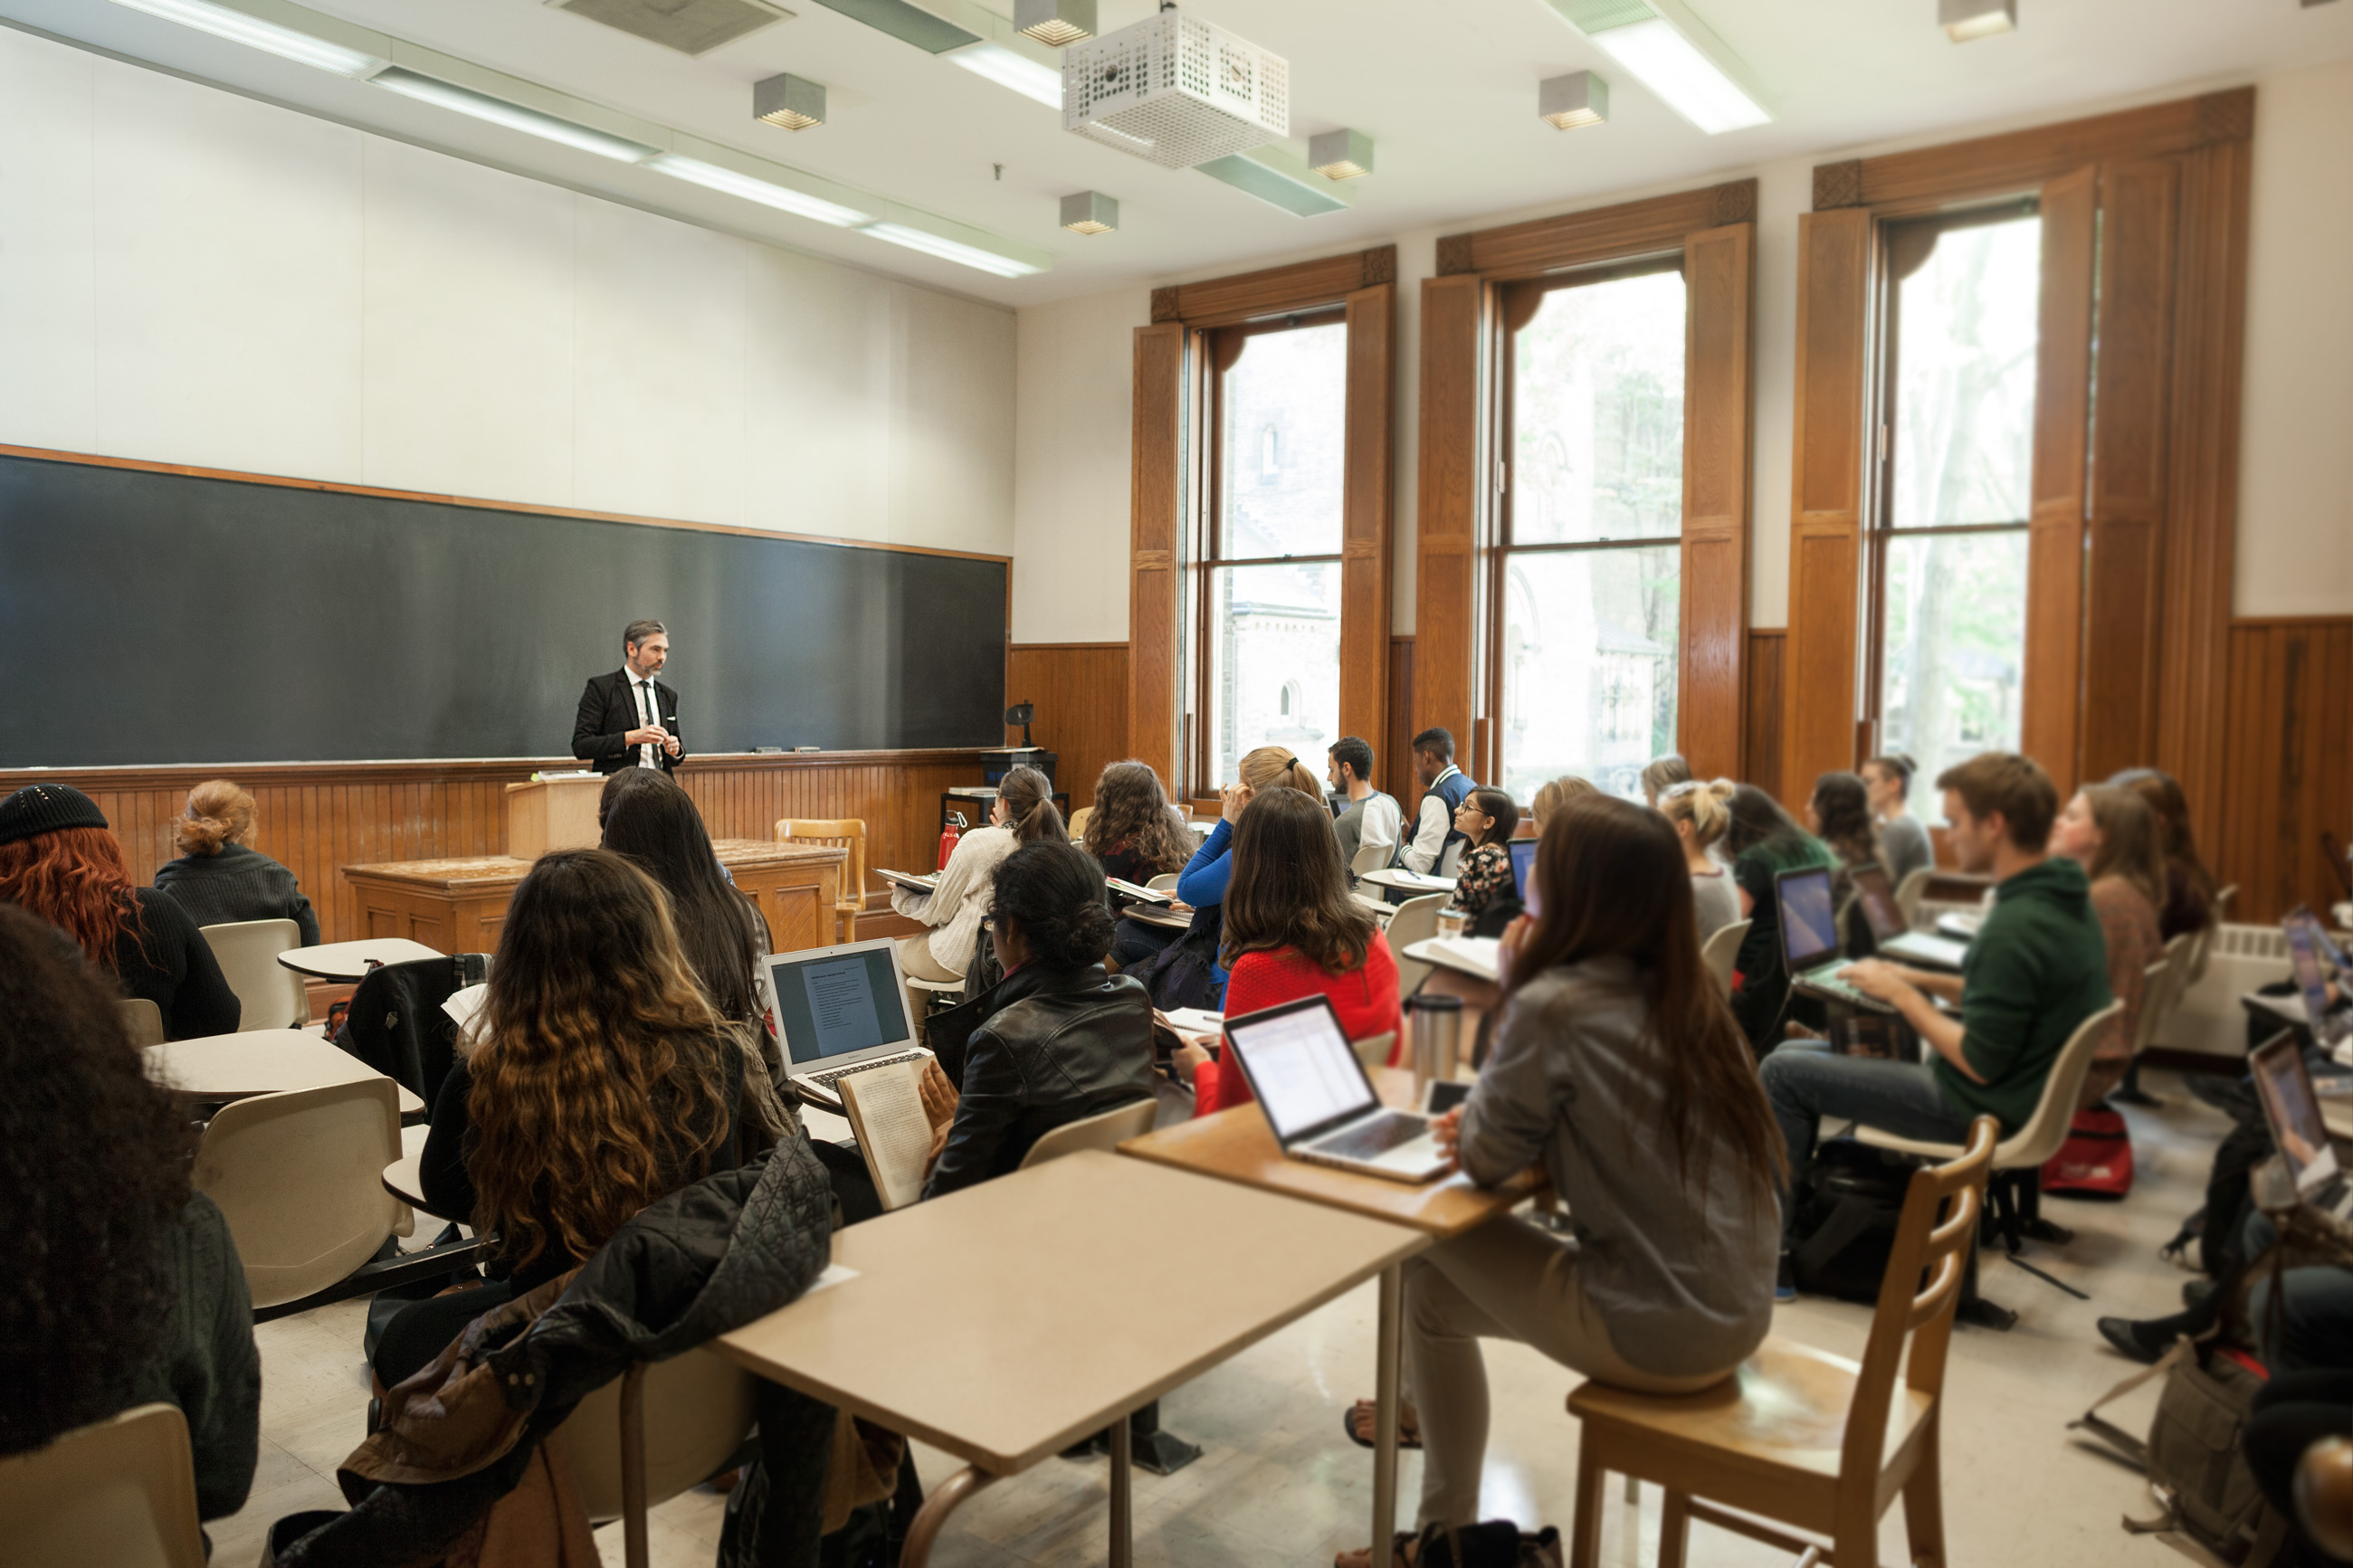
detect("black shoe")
[2182,1278,2215,1310]
[1776,1254,1797,1303]
[2097,1316,2168,1364]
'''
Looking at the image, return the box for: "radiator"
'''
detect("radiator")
[2158,922,2295,1060]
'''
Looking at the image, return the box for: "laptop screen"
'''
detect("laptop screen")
[1224,999,1378,1144]
[1777,866,1841,971]
[764,945,912,1066]
[1509,839,1540,917]
[1849,862,1905,943]
[2249,1031,2340,1194]
[2286,917,2350,1050]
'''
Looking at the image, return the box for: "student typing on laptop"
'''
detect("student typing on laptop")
[1334,796,1782,1565]
[1760,753,2111,1297]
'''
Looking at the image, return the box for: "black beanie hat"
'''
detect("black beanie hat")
[0,784,110,847]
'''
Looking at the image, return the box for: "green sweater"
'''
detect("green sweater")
[1938,857,2112,1130]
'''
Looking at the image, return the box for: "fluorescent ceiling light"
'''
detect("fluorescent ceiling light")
[1939,0,2015,41]
[647,155,871,225]
[105,0,381,75]
[860,222,1042,276]
[373,68,659,161]
[947,43,1062,107]
[1590,17,1767,133]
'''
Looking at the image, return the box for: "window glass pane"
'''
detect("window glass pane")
[1205,561,1339,787]
[1890,214,2040,530]
[1497,546,1680,803]
[1511,271,1686,546]
[1219,321,1347,559]
[1878,529,2028,816]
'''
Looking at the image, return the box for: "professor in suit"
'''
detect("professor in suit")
[573,618,684,775]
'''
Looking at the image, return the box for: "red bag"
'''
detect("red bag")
[2043,1106,2135,1198]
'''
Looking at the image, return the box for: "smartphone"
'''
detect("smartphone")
[1421,1079,1471,1116]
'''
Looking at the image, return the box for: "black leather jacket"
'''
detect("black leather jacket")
[925,962,1156,1199]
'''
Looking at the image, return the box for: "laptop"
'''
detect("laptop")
[2285,913,2352,1051]
[1847,862,1971,970]
[759,938,931,1098]
[1509,838,1541,917]
[1221,996,1451,1183]
[2248,1031,2350,1216]
[1776,865,1896,1013]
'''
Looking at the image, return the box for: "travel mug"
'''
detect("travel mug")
[1409,993,1464,1096]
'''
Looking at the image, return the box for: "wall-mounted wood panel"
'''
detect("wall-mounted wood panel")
[1151,246,1396,328]
[1340,283,1396,760]
[1005,642,1130,809]
[1128,322,1186,787]
[1413,275,1486,755]
[2019,166,2097,793]
[1744,631,1787,803]
[1678,221,1754,782]
[2217,619,2353,925]
[1386,636,1416,803]
[1437,180,1756,279]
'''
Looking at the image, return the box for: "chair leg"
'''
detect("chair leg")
[1567,1445,1607,1568]
[1831,1497,1879,1568]
[1901,1426,1948,1568]
[1657,1489,1691,1568]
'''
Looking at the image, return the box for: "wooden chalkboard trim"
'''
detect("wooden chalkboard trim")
[0,748,994,793]
[0,444,1015,566]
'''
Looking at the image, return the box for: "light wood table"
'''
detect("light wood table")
[1119,1069,1546,1558]
[147,1029,424,1116]
[718,1149,1422,1568]
[342,839,844,955]
[278,937,444,981]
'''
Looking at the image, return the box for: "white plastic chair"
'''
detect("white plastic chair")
[1386,892,1452,997]
[197,918,309,1031]
[1892,866,1935,929]
[117,998,166,1048]
[0,1403,205,1568]
[2130,952,2177,1060]
[1700,919,1750,997]
[1019,1098,1158,1167]
[1353,1030,1398,1070]
[562,1348,758,1568]
[1145,873,1180,893]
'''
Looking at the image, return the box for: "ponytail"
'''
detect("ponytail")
[997,765,1064,845]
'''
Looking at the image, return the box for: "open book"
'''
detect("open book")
[1105,877,1174,904]
[835,1060,939,1211]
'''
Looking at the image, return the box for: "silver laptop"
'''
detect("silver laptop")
[2249,1031,2349,1216]
[1777,865,1896,1014]
[2286,910,2352,1052]
[1222,997,1450,1183]
[1848,861,1970,970]
[759,938,930,1098]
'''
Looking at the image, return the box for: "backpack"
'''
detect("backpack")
[2043,1106,2136,1199]
[2071,1339,2283,1564]
[1786,1139,1917,1303]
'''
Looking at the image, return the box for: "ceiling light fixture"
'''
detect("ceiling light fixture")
[645,154,871,224]
[1196,146,1351,217]
[1938,0,2015,40]
[1542,0,1767,134]
[861,221,1043,276]
[1307,128,1374,180]
[373,67,660,160]
[1538,71,1608,129]
[104,0,382,75]
[945,41,1063,107]
[801,0,977,51]
[1015,0,1094,47]
[753,71,826,129]
[1060,190,1118,234]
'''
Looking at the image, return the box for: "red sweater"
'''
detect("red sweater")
[1199,934,1404,1114]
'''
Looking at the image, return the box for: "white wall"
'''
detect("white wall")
[1009,56,2353,642]
[1010,287,1149,642]
[0,25,1015,556]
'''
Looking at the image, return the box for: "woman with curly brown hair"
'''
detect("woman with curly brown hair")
[0,784,239,1039]
[1088,760,1195,968]
[373,847,764,1385]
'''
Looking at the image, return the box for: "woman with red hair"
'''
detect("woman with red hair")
[0,784,239,1039]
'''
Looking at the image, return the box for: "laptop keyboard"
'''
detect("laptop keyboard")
[805,1050,928,1092]
[1318,1112,1429,1162]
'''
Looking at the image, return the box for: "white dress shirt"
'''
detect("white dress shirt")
[629,670,664,769]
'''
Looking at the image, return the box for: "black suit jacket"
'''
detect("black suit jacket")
[573,670,684,774]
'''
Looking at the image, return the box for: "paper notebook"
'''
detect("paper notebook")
[834,1058,938,1211]
[875,868,941,893]
[1105,877,1174,903]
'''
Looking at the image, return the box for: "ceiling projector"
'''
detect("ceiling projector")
[1062,6,1289,169]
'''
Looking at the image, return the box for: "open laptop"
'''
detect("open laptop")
[1509,839,1541,917]
[2285,912,2352,1051]
[759,938,930,1099]
[1846,862,1971,970]
[1777,865,1896,1013]
[1222,996,1450,1183]
[2249,1031,2351,1216]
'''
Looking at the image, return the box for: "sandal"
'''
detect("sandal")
[1341,1399,1422,1450]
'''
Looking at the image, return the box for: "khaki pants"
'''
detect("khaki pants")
[895,934,962,1040]
[1405,1216,1732,1529]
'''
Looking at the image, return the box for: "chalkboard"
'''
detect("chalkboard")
[0,454,1007,768]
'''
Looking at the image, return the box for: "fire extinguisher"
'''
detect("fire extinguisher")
[938,810,967,870]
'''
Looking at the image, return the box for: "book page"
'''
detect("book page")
[837,1059,936,1211]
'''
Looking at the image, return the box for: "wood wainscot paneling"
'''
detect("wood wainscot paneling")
[1005,642,1130,806]
[2217,618,2353,925]
[1744,631,1787,803]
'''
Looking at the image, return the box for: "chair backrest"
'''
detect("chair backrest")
[1891,865,1936,928]
[559,1349,757,1526]
[1996,999,2125,1167]
[1842,1117,1996,1490]
[0,1403,205,1568]
[1068,805,1093,843]
[2187,885,2238,986]
[2130,954,2176,1056]
[1353,1031,1397,1070]
[1386,892,1452,996]
[117,998,166,1048]
[198,918,309,1031]
[1700,919,1749,996]
[1145,872,1180,892]
[776,818,868,911]
[194,1079,403,1310]
[2149,931,2196,1037]
[1019,1097,1157,1168]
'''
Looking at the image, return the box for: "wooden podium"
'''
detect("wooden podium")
[504,774,605,860]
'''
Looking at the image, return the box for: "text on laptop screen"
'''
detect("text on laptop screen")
[768,948,910,1064]
[1777,868,1839,968]
[1225,1006,1377,1142]
[1509,840,1540,917]
[1850,865,1905,942]
[2250,1033,2338,1193]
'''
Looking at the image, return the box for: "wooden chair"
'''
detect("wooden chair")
[1700,919,1749,998]
[1565,1116,1998,1568]
[0,1403,206,1568]
[1068,805,1093,843]
[776,818,868,944]
[198,917,310,1030]
[117,998,166,1048]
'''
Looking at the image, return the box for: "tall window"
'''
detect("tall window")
[1867,206,2040,813]
[1196,316,1347,787]
[1494,265,1686,803]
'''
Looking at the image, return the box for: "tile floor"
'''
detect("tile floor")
[209,1072,2235,1567]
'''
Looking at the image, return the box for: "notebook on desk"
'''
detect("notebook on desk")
[760,939,930,1107]
[1222,997,1449,1183]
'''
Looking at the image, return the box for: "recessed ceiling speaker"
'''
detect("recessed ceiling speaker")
[1939,0,2015,42]
[754,71,825,129]
[1062,6,1288,169]
[545,0,795,56]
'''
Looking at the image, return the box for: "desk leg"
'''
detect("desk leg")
[1373,1261,1404,1561]
[1110,1410,1134,1568]
[901,1465,994,1568]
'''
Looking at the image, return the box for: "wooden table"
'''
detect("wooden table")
[718,1150,1421,1568]
[278,937,444,981]
[147,1029,424,1116]
[342,839,844,955]
[1119,1069,1544,1557]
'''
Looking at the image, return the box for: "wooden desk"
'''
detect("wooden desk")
[278,937,444,981]
[342,839,844,954]
[718,1150,1420,1568]
[1119,1069,1544,1558]
[147,1029,425,1116]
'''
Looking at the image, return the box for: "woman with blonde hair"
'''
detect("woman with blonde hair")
[1529,774,1598,830]
[893,764,1062,996]
[1656,779,1739,941]
[2049,784,2165,1104]
[154,780,320,944]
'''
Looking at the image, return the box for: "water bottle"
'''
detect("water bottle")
[1409,993,1463,1098]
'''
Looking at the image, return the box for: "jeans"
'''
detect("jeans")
[1758,1042,1975,1239]
[2241,1208,2353,1373]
